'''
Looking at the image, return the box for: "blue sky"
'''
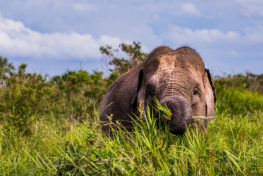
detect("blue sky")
[0,0,262,76]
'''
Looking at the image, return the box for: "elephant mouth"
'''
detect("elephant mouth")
[167,116,192,134]
[167,116,215,134]
[158,95,193,135]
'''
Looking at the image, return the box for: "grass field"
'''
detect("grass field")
[1,76,263,176]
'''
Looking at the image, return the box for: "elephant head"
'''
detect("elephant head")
[131,46,216,134]
[100,46,216,134]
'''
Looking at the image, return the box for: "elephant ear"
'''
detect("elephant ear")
[204,68,216,117]
[131,69,144,107]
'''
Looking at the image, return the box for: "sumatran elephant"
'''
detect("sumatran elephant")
[100,46,216,134]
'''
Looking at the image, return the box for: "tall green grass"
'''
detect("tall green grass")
[216,84,263,115]
[1,88,263,175]
[0,57,262,175]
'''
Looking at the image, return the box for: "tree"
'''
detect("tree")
[100,41,148,78]
[0,56,14,84]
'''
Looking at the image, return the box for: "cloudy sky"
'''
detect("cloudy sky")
[0,0,262,76]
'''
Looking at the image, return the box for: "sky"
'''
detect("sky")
[0,0,262,76]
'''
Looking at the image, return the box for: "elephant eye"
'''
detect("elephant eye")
[192,87,200,106]
[193,87,200,95]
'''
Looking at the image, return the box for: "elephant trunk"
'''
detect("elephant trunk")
[160,95,192,134]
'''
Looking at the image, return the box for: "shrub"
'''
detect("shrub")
[0,63,51,134]
[215,73,263,94]
[215,83,263,115]
[0,59,108,135]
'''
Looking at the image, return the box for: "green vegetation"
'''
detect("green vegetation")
[0,43,263,175]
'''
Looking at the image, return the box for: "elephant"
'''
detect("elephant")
[99,46,216,134]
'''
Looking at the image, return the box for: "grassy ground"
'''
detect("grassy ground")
[1,86,263,175]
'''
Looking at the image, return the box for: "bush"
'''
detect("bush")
[215,73,263,94]
[0,60,108,135]
[51,70,107,120]
[215,78,263,115]
[0,63,52,134]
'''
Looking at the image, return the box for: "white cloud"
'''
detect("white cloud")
[73,3,97,13]
[164,26,241,45]
[164,25,263,47]
[0,15,123,59]
[181,3,200,15]
[236,0,263,17]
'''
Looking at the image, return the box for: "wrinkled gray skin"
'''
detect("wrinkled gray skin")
[100,46,216,134]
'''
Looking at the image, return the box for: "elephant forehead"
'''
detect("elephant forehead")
[156,66,202,86]
[157,55,193,70]
[157,54,204,75]
[148,54,203,86]
[158,55,177,69]
[156,68,194,87]
[154,58,201,99]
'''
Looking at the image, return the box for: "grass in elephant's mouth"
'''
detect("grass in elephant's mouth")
[153,97,173,120]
